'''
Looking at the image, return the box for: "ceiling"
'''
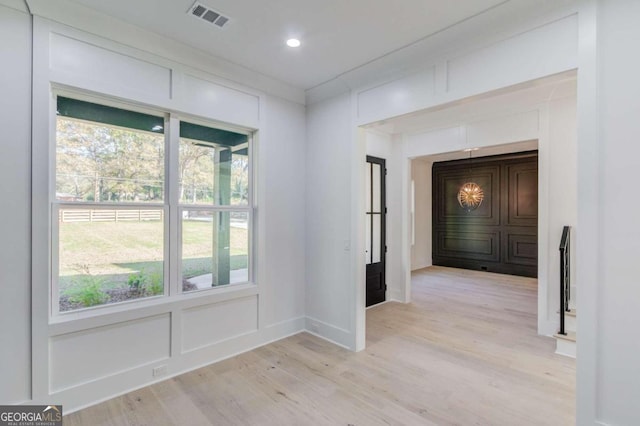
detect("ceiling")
[67,0,507,90]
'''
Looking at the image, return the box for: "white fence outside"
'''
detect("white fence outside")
[59,209,163,223]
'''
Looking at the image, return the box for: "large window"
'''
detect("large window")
[53,96,252,314]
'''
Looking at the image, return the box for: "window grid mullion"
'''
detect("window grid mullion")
[167,115,180,297]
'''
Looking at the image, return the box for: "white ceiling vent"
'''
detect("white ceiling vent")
[188,2,230,28]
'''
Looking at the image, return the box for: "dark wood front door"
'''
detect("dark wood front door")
[366,156,386,306]
[432,151,538,277]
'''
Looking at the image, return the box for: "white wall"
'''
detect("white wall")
[9,10,308,412]
[260,95,307,327]
[0,4,32,404]
[304,5,581,354]
[411,159,432,271]
[583,1,640,424]
[4,1,627,422]
[353,14,578,126]
[305,93,354,348]
[547,96,578,313]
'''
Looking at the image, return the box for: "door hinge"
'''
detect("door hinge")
[385,168,388,175]
[385,207,388,214]
[384,284,387,291]
[385,245,388,253]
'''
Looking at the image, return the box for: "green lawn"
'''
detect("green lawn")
[59,220,248,292]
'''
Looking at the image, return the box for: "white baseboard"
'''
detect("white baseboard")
[539,319,559,337]
[410,262,432,272]
[388,289,402,300]
[366,300,392,309]
[304,316,352,350]
[555,338,576,358]
[52,316,306,414]
[540,315,577,336]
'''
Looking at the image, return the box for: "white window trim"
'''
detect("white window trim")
[50,91,255,321]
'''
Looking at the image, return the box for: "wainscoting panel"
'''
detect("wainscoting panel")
[181,295,258,353]
[506,233,538,267]
[433,151,538,277]
[436,230,499,262]
[506,162,538,226]
[49,314,171,392]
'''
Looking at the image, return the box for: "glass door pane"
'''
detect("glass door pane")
[365,214,372,265]
[372,163,381,213]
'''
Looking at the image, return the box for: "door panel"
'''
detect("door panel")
[366,156,386,307]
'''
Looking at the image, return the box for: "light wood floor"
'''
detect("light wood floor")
[66,266,575,425]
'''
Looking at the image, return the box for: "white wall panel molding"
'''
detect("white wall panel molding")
[357,67,436,125]
[28,13,307,413]
[25,0,304,105]
[350,111,367,351]
[181,296,258,353]
[0,3,32,405]
[31,11,53,404]
[176,316,305,375]
[50,314,171,392]
[307,2,579,105]
[49,32,172,106]
[352,14,577,126]
[50,316,305,414]
[446,15,578,99]
[37,17,262,128]
[177,73,260,129]
[47,285,259,337]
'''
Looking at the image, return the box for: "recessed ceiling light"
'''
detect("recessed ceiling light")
[286,38,301,48]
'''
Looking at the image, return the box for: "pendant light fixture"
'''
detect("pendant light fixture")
[457,149,484,212]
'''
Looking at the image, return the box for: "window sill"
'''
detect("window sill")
[49,282,258,336]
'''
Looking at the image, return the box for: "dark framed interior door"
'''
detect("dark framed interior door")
[366,156,386,307]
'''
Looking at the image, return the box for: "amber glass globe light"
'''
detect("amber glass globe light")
[457,182,484,211]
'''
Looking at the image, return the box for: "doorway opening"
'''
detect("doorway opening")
[358,71,577,347]
[431,150,539,278]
